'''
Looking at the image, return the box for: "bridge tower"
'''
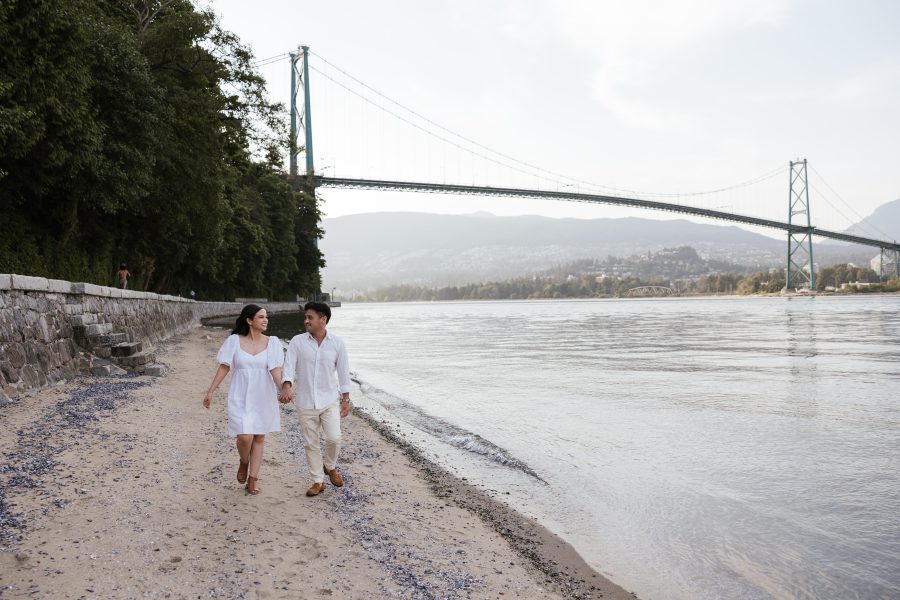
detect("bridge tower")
[876,247,900,280]
[289,46,323,298]
[786,159,814,290]
[289,46,315,177]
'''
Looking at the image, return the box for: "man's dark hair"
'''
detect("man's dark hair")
[304,301,331,323]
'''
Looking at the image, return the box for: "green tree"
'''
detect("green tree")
[0,0,162,281]
[0,0,324,299]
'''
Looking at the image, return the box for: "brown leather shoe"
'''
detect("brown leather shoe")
[245,476,260,496]
[237,460,249,484]
[306,482,326,497]
[324,466,344,487]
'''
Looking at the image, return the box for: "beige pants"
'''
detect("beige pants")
[298,402,341,483]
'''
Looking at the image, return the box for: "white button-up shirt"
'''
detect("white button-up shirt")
[282,331,352,410]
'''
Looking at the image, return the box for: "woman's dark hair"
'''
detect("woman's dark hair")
[232,304,264,335]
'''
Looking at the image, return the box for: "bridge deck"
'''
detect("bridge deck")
[313,176,900,252]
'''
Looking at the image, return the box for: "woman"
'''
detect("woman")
[203,305,284,495]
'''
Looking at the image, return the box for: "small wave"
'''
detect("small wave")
[352,373,545,482]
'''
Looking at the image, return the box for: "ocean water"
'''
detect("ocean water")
[265,296,900,600]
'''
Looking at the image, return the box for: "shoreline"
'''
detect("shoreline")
[324,289,900,305]
[0,326,636,599]
[354,410,634,600]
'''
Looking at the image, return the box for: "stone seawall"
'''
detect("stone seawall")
[0,274,300,402]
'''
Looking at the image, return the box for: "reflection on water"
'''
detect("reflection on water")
[265,296,900,600]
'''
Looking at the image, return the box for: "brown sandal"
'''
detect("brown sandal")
[245,476,260,495]
[237,460,249,484]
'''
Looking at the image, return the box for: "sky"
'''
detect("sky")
[207,0,900,236]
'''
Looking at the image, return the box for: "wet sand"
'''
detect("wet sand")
[0,327,636,599]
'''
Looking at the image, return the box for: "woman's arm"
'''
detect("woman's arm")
[202,364,230,408]
[270,366,283,390]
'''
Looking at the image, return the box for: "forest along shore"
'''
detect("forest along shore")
[0,327,636,599]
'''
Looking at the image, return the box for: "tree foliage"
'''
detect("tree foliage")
[815,264,880,290]
[0,0,323,299]
[357,261,896,302]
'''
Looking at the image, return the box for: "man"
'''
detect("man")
[116,263,131,289]
[280,301,352,497]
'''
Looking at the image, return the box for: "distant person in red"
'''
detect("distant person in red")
[116,263,131,289]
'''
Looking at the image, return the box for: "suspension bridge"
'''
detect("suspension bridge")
[264,46,900,290]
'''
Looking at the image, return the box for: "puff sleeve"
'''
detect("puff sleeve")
[267,336,285,371]
[216,334,238,367]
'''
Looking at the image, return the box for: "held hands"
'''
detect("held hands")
[275,383,348,414]
[278,383,294,405]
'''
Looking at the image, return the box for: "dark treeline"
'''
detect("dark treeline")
[0,0,322,299]
[357,263,897,302]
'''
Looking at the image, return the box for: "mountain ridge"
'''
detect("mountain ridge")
[320,212,785,290]
[841,198,900,241]
[320,207,898,290]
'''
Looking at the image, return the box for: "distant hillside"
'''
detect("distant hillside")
[842,198,900,241]
[319,212,787,290]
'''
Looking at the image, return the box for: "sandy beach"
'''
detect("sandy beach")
[0,327,635,599]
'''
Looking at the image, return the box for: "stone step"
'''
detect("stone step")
[76,332,127,351]
[93,333,128,347]
[112,351,156,368]
[135,364,168,377]
[90,363,128,377]
[74,323,113,339]
[85,323,113,336]
[69,313,98,327]
[111,341,143,357]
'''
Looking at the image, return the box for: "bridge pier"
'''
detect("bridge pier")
[875,248,900,280]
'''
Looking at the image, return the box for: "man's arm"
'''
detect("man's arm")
[280,338,297,402]
[336,338,352,416]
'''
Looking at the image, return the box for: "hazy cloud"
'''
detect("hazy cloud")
[502,0,791,130]
[828,57,900,107]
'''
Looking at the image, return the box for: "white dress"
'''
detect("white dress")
[216,334,284,435]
